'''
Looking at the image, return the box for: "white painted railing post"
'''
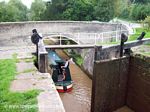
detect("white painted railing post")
[78,33,80,44]
[102,33,104,43]
[97,33,100,44]
[60,33,62,45]
[116,31,118,42]
[94,33,97,45]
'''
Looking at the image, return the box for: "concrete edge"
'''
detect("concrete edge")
[37,73,65,112]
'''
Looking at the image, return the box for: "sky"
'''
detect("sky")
[0,0,50,8]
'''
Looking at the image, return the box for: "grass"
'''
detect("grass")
[129,28,150,41]
[64,50,83,66]
[97,28,150,46]
[129,28,150,56]
[74,54,83,66]
[0,59,39,112]
[12,53,20,63]
[140,52,150,56]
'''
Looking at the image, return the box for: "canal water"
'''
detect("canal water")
[55,50,92,112]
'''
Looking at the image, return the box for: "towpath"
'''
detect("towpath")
[9,50,65,112]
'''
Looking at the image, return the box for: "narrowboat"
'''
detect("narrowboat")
[47,49,73,93]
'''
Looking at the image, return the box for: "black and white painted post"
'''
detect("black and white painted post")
[31,29,48,73]
[31,29,42,61]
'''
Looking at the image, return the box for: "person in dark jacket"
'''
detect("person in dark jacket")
[61,58,74,81]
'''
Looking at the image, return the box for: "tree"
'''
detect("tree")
[114,0,121,17]
[42,0,94,21]
[62,0,94,21]
[143,16,150,30]
[118,0,132,19]
[130,0,150,4]
[30,0,46,21]
[0,0,28,22]
[8,0,28,21]
[94,0,114,22]
[130,4,150,20]
[43,0,69,20]
[0,2,6,22]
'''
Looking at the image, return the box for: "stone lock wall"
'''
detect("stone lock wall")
[91,55,150,112]
[91,57,130,112]
[127,55,150,112]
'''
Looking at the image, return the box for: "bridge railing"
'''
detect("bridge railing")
[44,30,128,45]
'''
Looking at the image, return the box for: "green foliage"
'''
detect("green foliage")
[130,4,149,21]
[62,0,94,21]
[94,0,114,22]
[143,16,150,30]
[119,8,130,19]
[0,0,28,22]
[8,0,28,21]
[65,50,83,66]
[1,0,150,22]
[119,1,150,21]
[129,28,150,41]
[0,59,39,112]
[30,0,46,21]
[130,0,150,4]
[43,0,67,20]
[43,0,94,21]
[119,0,132,19]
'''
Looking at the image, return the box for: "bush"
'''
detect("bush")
[143,16,150,30]
[119,8,131,19]
[130,4,150,21]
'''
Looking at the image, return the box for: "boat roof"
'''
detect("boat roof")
[47,50,64,65]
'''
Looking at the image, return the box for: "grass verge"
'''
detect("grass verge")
[129,28,150,41]
[129,28,150,56]
[64,50,83,66]
[0,59,39,112]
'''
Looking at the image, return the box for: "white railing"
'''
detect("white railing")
[44,30,128,45]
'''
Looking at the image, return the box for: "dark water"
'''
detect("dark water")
[56,50,92,112]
